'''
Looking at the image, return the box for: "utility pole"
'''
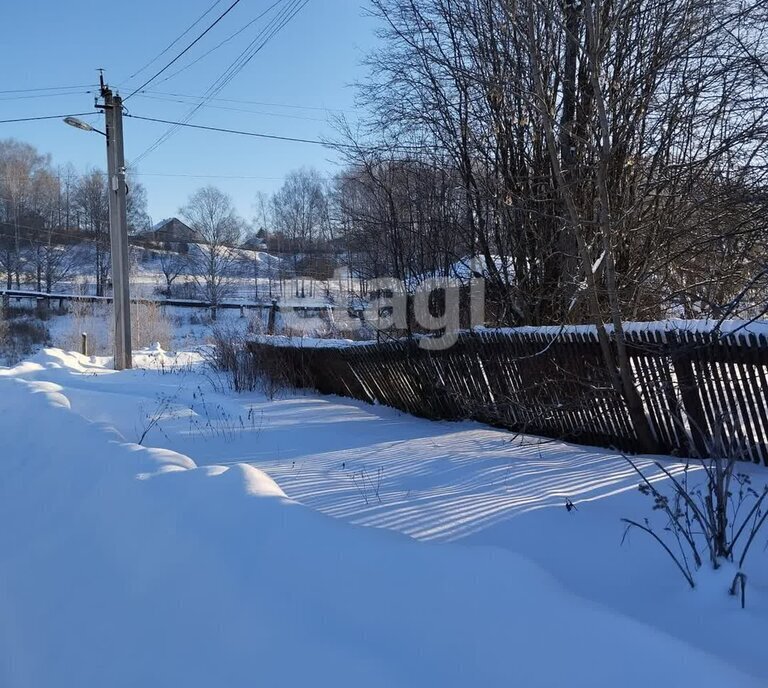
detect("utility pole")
[96,73,132,370]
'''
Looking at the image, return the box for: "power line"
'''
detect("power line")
[130,0,309,165]
[0,112,101,124]
[143,89,352,113]
[135,171,285,180]
[125,0,226,81]
[135,93,328,122]
[125,113,435,154]
[0,91,94,102]
[124,0,246,101]
[151,0,287,87]
[125,113,337,147]
[0,85,93,94]
[0,220,109,247]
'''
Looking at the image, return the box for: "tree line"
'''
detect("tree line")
[331,0,768,328]
[0,139,149,295]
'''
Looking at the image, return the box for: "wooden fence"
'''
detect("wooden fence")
[246,326,768,465]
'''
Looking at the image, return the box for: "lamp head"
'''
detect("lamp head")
[63,116,95,132]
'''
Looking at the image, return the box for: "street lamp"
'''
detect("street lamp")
[63,116,104,136]
[62,75,132,370]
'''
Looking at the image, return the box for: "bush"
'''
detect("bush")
[208,326,260,393]
[623,426,768,602]
[51,299,173,356]
[0,309,49,365]
[208,327,310,398]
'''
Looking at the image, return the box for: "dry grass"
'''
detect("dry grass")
[131,301,172,350]
[54,300,173,356]
[208,325,313,398]
[57,301,111,355]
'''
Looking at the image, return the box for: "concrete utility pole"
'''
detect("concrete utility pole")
[97,73,132,370]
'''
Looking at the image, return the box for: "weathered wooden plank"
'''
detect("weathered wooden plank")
[248,325,768,460]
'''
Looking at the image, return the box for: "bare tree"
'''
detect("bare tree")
[343,0,768,450]
[73,170,110,296]
[0,140,51,289]
[126,175,151,235]
[180,186,242,313]
[358,0,768,323]
[158,250,188,297]
[335,155,468,291]
[271,168,330,298]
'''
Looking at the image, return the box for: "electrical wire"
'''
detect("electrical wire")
[135,93,328,122]
[135,171,285,180]
[123,0,246,101]
[125,113,336,147]
[0,221,108,247]
[151,0,286,87]
[0,112,101,124]
[0,85,93,94]
[125,113,434,153]
[125,0,226,81]
[142,89,351,113]
[0,91,94,102]
[130,0,309,165]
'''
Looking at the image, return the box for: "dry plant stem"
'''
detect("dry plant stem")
[621,518,695,588]
[624,456,704,567]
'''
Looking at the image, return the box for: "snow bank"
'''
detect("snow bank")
[250,318,768,350]
[0,359,761,687]
[250,333,368,348]
[486,318,768,340]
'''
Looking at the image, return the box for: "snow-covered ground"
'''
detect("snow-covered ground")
[0,348,766,686]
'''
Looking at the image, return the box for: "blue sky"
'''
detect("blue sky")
[0,0,379,224]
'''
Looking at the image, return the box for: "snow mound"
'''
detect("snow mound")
[0,363,761,687]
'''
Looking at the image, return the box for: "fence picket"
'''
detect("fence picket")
[246,325,768,464]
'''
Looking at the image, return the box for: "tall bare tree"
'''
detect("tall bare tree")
[180,186,242,312]
[271,168,331,297]
[73,170,110,296]
[347,0,768,450]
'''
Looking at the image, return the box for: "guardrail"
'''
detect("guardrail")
[0,288,337,313]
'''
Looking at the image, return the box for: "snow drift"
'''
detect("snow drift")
[0,351,761,687]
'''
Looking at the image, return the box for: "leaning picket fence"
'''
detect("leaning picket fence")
[246,323,768,465]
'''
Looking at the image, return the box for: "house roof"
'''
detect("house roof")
[135,217,200,241]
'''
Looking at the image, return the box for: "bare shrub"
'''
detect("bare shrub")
[0,310,49,365]
[208,325,261,393]
[0,307,8,352]
[246,313,266,336]
[208,328,311,398]
[52,299,173,355]
[623,424,768,603]
[255,346,307,399]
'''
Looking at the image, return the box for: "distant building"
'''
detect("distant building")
[241,234,268,251]
[134,218,202,252]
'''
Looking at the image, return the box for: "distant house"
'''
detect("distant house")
[134,218,202,252]
[241,234,268,251]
